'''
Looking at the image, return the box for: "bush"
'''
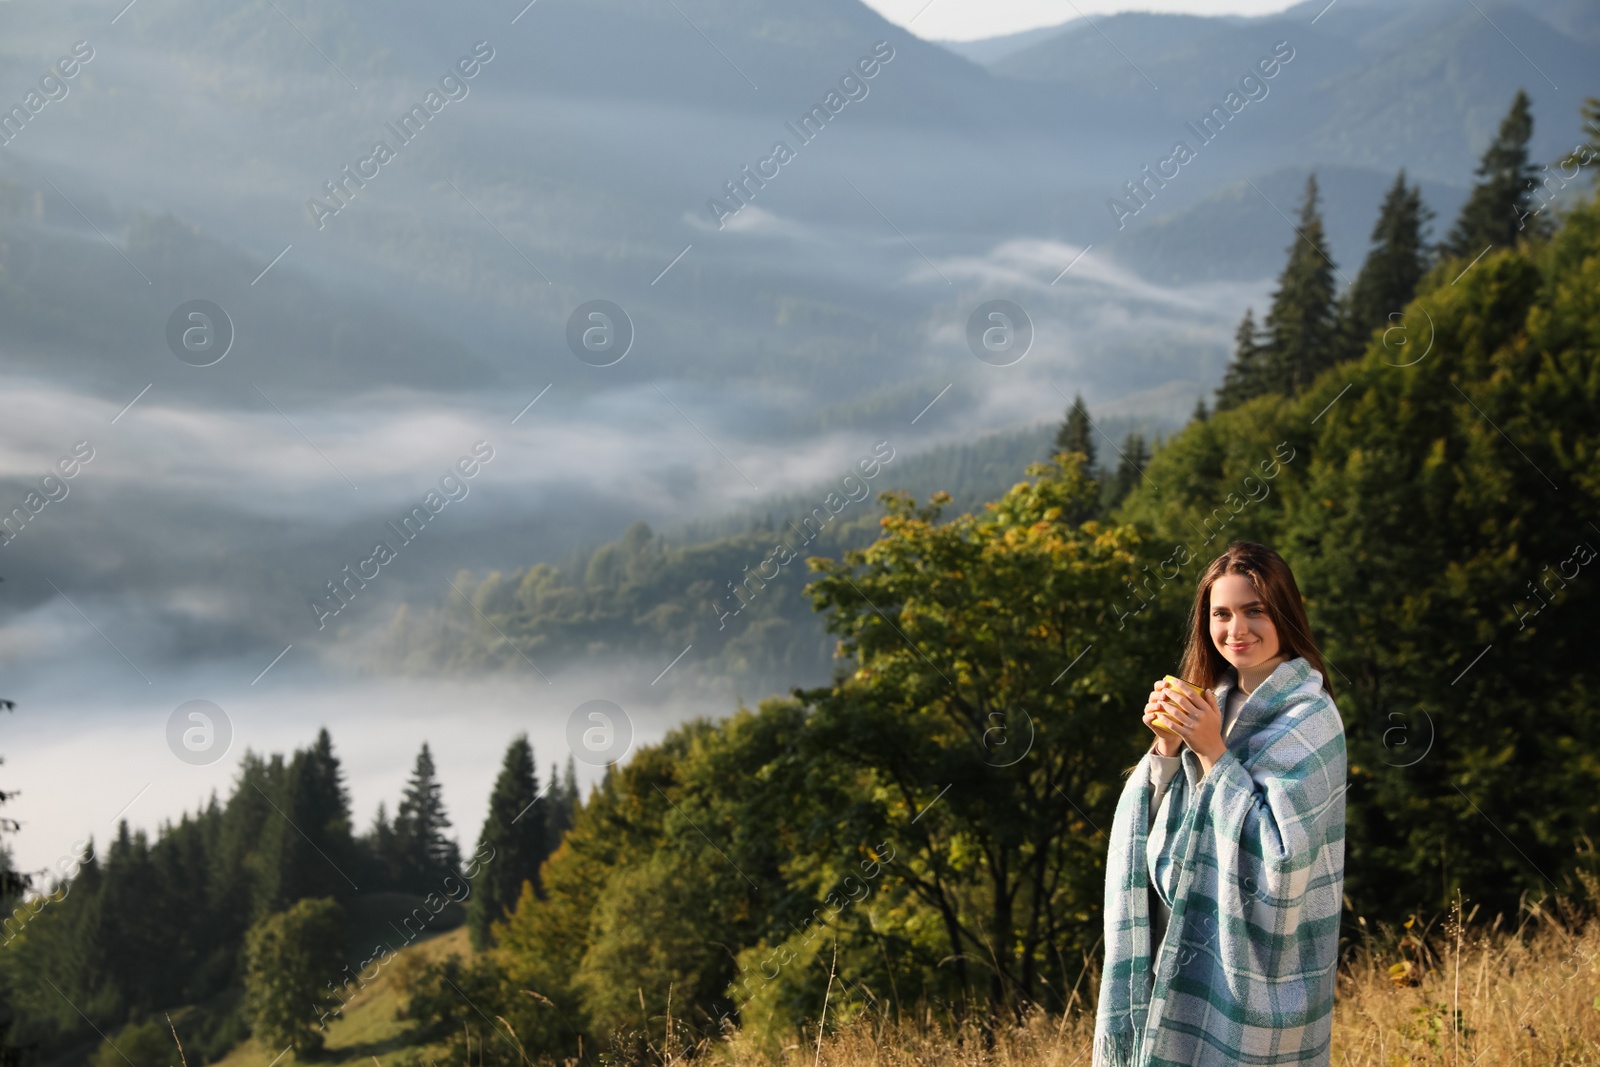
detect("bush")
[89,1018,175,1067]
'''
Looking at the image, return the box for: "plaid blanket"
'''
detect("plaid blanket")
[1093,656,1347,1066]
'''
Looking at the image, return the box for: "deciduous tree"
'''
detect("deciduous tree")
[243,897,344,1053]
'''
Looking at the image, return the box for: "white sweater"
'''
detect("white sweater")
[1146,684,1248,951]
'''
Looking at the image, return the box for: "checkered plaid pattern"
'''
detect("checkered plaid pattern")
[1093,656,1347,1066]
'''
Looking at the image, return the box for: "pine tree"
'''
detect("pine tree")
[210,751,278,939]
[365,801,402,888]
[1190,396,1209,423]
[304,729,352,842]
[1107,433,1150,510]
[1579,96,1600,181]
[466,736,546,949]
[1051,394,1102,523]
[299,729,355,899]
[395,743,461,890]
[0,697,25,900]
[256,735,357,911]
[1262,174,1340,398]
[1441,89,1546,258]
[1342,170,1433,361]
[1215,308,1269,411]
[1052,394,1096,475]
[251,754,306,916]
[545,758,579,848]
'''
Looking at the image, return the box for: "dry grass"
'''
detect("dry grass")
[199,883,1600,1067]
[1329,881,1600,1067]
[705,877,1600,1067]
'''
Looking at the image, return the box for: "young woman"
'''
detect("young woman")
[1093,541,1347,1067]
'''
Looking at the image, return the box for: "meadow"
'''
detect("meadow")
[198,874,1600,1067]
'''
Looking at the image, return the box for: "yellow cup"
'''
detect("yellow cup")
[1152,674,1203,735]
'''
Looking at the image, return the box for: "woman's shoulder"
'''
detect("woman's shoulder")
[1270,657,1337,707]
[1249,658,1345,755]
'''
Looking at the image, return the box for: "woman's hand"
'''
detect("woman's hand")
[1159,684,1227,774]
[1143,682,1184,757]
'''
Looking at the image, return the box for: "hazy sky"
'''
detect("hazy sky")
[863,0,1299,41]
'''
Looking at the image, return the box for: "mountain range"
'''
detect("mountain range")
[0,0,1593,678]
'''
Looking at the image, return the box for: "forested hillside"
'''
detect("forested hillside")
[364,417,1166,698]
[2,88,1597,1067]
[0,733,580,1066]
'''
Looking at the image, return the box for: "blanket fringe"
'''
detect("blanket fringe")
[1093,1024,1141,1067]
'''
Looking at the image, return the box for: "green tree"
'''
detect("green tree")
[1051,394,1101,522]
[1441,89,1547,258]
[91,823,162,1014]
[1118,189,1600,923]
[545,758,578,848]
[89,1018,174,1067]
[0,734,344,1066]
[398,952,525,1067]
[1342,170,1433,361]
[210,751,280,932]
[799,461,1163,1015]
[1107,433,1150,510]
[1215,308,1268,411]
[1052,393,1096,475]
[0,696,25,902]
[573,849,731,1050]
[364,800,402,887]
[1575,95,1600,181]
[490,707,821,1060]
[395,743,461,891]
[466,735,546,950]
[243,897,345,1054]
[1279,208,1600,923]
[257,732,356,913]
[0,695,26,1067]
[1262,174,1341,398]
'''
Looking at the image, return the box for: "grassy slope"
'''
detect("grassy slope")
[204,927,470,1067]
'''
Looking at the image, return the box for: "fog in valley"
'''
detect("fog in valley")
[2,0,1595,875]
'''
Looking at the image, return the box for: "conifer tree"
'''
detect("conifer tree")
[0,697,25,900]
[299,729,356,899]
[1342,170,1433,361]
[304,729,352,842]
[1262,174,1340,397]
[1215,308,1269,411]
[395,743,461,890]
[1578,96,1600,181]
[466,735,546,949]
[255,758,313,915]
[1051,394,1102,523]
[1107,433,1150,510]
[1190,396,1209,423]
[365,800,402,887]
[1542,96,1600,209]
[256,734,357,911]
[1441,89,1546,258]
[1052,394,1096,475]
[545,758,579,848]
[211,751,277,923]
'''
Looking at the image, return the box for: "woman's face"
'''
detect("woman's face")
[1208,573,1282,672]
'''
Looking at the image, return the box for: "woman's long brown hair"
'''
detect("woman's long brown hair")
[1178,541,1333,696]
